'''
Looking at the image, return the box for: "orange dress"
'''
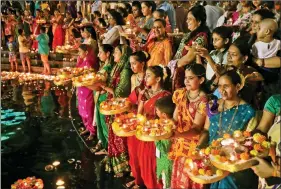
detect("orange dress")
[146,38,173,67]
[169,88,207,189]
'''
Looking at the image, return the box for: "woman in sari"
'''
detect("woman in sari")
[82,26,98,54]
[222,37,263,109]
[98,45,132,177]
[169,63,208,189]
[132,1,145,27]
[101,10,126,46]
[52,9,65,52]
[76,44,98,140]
[252,94,281,189]
[198,70,259,189]
[22,10,32,37]
[31,9,44,50]
[126,51,148,188]
[63,11,74,45]
[144,19,172,67]
[136,66,171,189]
[88,44,114,153]
[168,5,211,91]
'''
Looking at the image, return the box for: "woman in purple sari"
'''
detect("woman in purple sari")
[77,44,99,140]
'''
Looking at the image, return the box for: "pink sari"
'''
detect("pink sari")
[76,47,98,135]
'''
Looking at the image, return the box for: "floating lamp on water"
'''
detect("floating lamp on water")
[56,179,65,186]
[52,161,60,167]
[45,165,54,171]
[67,158,75,164]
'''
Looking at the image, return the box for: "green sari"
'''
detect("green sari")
[95,60,113,149]
[105,45,132,174]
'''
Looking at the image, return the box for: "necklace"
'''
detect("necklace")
[148,88,163,98]
[135,73,143,87]
[187,90,200,100]
[217,99,241,137]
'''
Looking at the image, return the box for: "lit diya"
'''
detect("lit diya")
[67,158,75,164]
[100,98,131,115]
[136,118,174,141]
[209,131,273,172]
[185,148,229,184]
[72,72,105,87]
[56,179,65,186]
[1,71,20,81]
[112,113,146,137]
[44,165,54,171]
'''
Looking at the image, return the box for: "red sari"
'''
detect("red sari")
[127,82,145,185]
[32,17,42,49]
[52,15,65,51]
[138,90,170,189]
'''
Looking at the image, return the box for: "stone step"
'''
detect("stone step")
[1,64,59,75]
[1,58,76,68]
[1,50,79,58]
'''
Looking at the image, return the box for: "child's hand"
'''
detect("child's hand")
[195,47,209,58]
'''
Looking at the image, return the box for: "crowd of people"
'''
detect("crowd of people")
[1,1,281,189]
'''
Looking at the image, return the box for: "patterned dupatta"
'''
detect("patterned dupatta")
[173,32,191,60]
[107,45,132,91]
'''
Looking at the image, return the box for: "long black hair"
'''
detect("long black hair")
[108,9,125,25]
[148,66,171,90]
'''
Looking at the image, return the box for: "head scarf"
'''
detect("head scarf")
[108,45,132,87]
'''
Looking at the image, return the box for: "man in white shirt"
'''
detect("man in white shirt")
[204,1,224,31]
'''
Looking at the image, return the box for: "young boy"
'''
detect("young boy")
[6,35,18,71]
[33,27,50,75]
[18,29,31,73]
[155,95,175,189]
[252,18,280,59]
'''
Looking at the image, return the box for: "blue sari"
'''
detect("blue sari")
[208,103,259,189]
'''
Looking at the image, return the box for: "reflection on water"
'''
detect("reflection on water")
[1,80,126,189]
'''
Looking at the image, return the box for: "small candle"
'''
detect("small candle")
[230,154,237,161]
[57,186,65,189]
[126,21,130,25]
[52,161,60,167]
[56,179,65,186]
[221,138,235,146]
[189,161,194,170]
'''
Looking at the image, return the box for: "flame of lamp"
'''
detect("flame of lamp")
[56,179,65,186]
[230,154,237,161]
[189,161,194,170]
[52,161,60,166]
[221,138,235,146]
